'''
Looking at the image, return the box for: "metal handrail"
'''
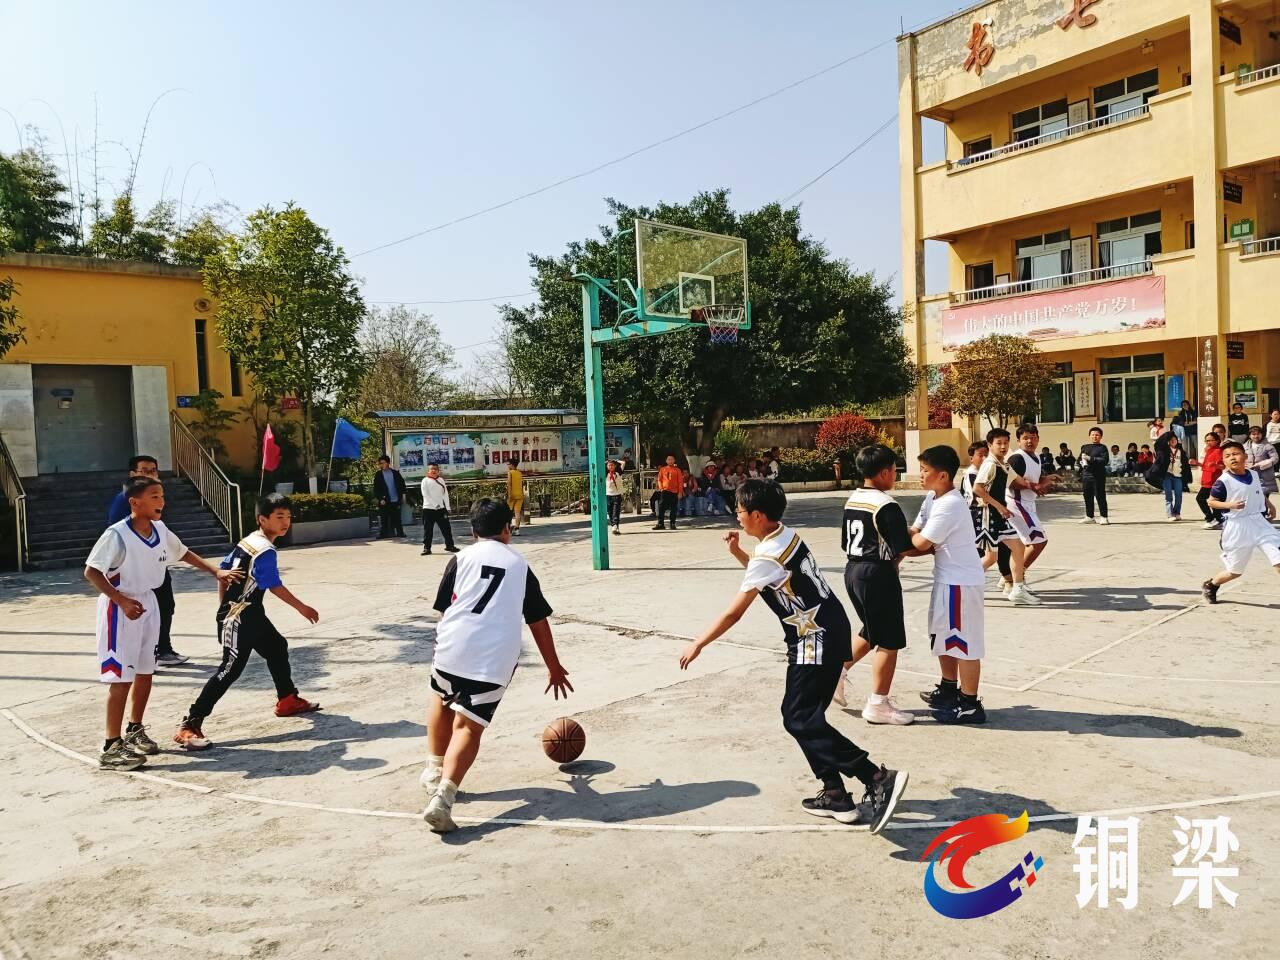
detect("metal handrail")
[952,104,1149,169]
[953,258,1153,305]
[170,411,242,544]
[1241,236,1280,257]
[0,432,28,572]
[1236,63,1280,86]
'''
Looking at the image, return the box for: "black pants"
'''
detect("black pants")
[154,570,176,656]
[781,661,870,787]
[996,541,1012,578]
[1082,472,1108,518]
[422,507,455,550]
[188,617,297,721]
[1196,487,1223,522]
[378,500,404,538]
[606,494,622,527]
[657,491,679,526]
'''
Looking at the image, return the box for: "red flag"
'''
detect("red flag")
[262,424,282,472]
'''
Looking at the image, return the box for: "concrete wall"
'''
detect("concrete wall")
[0,363,36,477]
[131,365,173,471]
[690,417,907,453]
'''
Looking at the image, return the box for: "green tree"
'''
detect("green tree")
[170,208,234,267]
[0,145,78,253]
[0,274,23,360]
[350,305,453,413]
[86,193,174,262]
[204,203,367,477]
[935,334,1059,430]
[188,388,240,462]
[500,190,916,454]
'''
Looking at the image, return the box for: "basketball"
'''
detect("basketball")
[542,717,585,764]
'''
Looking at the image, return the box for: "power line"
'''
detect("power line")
[780,113,897,203]
[351,37,894,259]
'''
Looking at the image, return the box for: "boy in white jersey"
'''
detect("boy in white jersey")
[972,428,1035,605]
[84,477,241,770]
[1006,422,1058,585]
[422,499,571,833]
[1201,440,1280,603]
[909,447,988,724]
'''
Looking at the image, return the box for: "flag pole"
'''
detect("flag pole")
[326,419,338,493]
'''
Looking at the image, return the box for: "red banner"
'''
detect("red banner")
[941,275,1165,351]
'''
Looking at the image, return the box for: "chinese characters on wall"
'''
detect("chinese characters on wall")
[963,19,995,75]
[1058,0,1102,31]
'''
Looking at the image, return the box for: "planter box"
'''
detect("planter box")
[286,516,369,546]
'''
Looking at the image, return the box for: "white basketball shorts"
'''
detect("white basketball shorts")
[1220,521,1280,575]
[928,582,985,661]
[1006,496,1047,545]
[96,592,158,683]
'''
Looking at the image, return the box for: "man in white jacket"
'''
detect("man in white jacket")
[421,464,461,556]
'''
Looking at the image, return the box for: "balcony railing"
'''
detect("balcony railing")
[1236,63,1280,86]
[953,259,1153,305]
[951,105,1149,169]
[0,432,28,572]
[1241,236,1280,257]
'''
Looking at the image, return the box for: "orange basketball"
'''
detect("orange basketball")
[542,717,585,764]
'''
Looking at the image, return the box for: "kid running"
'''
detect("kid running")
[971,428,1034,605]
[1006,423,1057,588]
[422,499,571,833]
[1201,440,1280,603]
[85,477,241,769]
[679,479,907,832]
[174,493,322,751]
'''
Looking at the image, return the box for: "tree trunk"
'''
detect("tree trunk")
[698,406,729,456]
[302,397,315,479]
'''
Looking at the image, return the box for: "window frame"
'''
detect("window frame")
[1038,377,1074,425]
[1101,371,1166,422]
[1093,68,1159,123]
[194,318,209,394]
[1011,98,1069,143]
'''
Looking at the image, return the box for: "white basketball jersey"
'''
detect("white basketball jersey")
[88,518,184,599]
[433,538,535,683]
[1218,469,1272,549]
[1006,449,1043,505]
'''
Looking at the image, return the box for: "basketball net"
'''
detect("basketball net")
[692,304,747,344]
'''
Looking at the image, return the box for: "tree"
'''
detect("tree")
[935,334,1058,430]
[86,194,174,262]
[170,209,232,267]
[0,144,78,253]
[204,203,367,477]
[349,305,453,413]
[500,190,916,454]
[815,412,880,471]
[188,388,240,462]
[0,274,23,360]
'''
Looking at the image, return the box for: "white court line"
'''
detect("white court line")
[5,708,1277,835]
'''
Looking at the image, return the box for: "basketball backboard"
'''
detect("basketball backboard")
[634,219,749,322]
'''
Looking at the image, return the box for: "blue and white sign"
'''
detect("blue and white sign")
[1167,375,1185,412]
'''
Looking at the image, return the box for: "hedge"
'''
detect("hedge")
[284,493,368,523]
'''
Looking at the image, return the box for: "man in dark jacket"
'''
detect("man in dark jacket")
[1078,427,1110,525]
[373,455,408,538]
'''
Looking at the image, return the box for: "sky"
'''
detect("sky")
[1,1,964,367]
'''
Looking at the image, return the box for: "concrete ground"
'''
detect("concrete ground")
[0,490,1276,959]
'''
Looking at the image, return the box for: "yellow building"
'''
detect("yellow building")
[0,253,263,477]
[899,0,1280,459]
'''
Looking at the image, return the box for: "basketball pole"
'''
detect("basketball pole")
[580,281,610,571]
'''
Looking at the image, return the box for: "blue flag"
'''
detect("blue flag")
[331,417,370,459]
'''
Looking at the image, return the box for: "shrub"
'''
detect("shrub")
[284,493,367,523]
[815,413,879,469]
[775,447,835,482]
[713,420,753,460]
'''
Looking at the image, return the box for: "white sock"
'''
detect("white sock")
[426,755,443,772]
[438,779,458,804]
[867,694,887,705]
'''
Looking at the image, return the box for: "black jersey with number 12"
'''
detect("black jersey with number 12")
[842,489,914,563]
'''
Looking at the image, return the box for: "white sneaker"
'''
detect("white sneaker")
[423,791,457,833]
[1009,585,1042,606]
[1097,517,1110,525]
[1166,515,1178,522]
[862,697,915,725]
[1078,517,1095,524]
[1204,520,1223,530]
[419,763,442,793]
[832,669,849,708]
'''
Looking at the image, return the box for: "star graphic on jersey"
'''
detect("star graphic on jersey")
[782,604,822,637]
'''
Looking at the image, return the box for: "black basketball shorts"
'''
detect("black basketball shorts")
[430,666,510,727]
[842,562,907,651]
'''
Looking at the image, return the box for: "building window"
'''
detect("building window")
[965,262,995,295]
[1098,211,1162,273]
[1093,68,1158,123]
[959,136,993,165]
[1101,353,1165,422]
[194,319,209,393]
[1016,229,1072,283]
[1011,98,1069,143]
[229,353,243,397]
[1040,379,1073,424]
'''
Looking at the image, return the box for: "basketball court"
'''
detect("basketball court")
[1,489,1277,958]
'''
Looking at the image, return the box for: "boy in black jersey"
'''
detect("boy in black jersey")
[679,479,907,833]
[834,445,917,725]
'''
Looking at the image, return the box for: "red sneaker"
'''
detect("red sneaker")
[274,693,321,717]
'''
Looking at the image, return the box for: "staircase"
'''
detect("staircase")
[23,471,233,570]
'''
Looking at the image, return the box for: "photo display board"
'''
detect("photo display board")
[388,426,637,481]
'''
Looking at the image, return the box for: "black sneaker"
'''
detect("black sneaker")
[445,546,460,553]
[99,739,147,772]
[801,788,861,825]
[421,548,432,555]
[933,698,988,725]
[919,683,959,709]
[652,523,665,530]
[863,767,908,835]
[1201,579,1219,604]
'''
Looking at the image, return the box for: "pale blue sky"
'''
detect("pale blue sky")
[1,1,963,362]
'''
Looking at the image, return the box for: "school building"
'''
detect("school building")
[898,0,1280,459]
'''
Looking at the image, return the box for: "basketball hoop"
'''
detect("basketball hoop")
[693,304,747,344]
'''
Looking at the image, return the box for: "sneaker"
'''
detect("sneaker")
[1166,515,1178,522]
[933,697,988,725]
[832,669,849,708]
[155,651,189,667]
[919,683,959,709]
[1078,517,1095,524]
[1008,584,1042,606]
[423,791,458,833]
[419,763,442,793]
[1203,520,1223,530]
[122,725,159,755]
[610,527,619,536]
[1097,517,1110,525]
[445,546,460,553]
[863,767,908,835]
[652,523,665,531]
[173,723,212,751]
[421,547,432,555]
[99,739,147,771]
[862,696,915,725]
[275,693,321,717]
[1000,580,1013,595]
[1201,579,1220,605]
[801,788,861,825]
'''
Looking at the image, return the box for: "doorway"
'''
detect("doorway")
[32,365,134,474]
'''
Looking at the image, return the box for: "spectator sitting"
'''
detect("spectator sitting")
[1107,444,1126,476]
[1055,443,1077,474]
[677,469,701,517]
[1124,442,1140,476]
[1137,444,1154,470]
[716,462,738,512]
[1039,446,1056,473]
[764,454,780,479]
